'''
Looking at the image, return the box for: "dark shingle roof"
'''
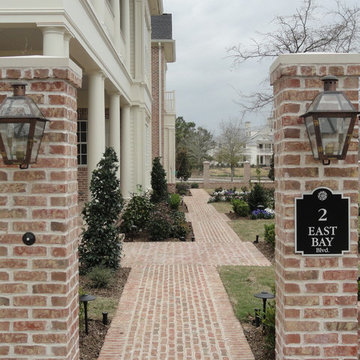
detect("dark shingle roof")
[151,14,172,40]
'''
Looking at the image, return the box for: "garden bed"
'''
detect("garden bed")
[79,267,130,360]
[123,221,194,242]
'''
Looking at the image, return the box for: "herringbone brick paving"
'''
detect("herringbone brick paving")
[98,189,271,359]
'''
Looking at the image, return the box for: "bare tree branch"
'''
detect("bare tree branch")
[228,0,360,113]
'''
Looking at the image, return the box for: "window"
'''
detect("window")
[77,109,88,165]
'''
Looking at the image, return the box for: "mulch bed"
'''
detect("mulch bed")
[79,267,130,360]
[123,221,194,243]
[242,322,275,360]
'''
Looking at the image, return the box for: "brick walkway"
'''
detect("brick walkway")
[98,189,271,360]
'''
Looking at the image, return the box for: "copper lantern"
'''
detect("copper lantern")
[0,83,49,169]
[301,75,359,165]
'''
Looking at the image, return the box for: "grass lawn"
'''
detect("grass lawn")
[210,201,232,213]
[210,202,274,242]
[84,296,118,322]
[219,266,275,322]
[230,218,274,242]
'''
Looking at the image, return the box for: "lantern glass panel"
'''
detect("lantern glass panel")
[0,121,30,163]
[308,93,355,112]
[304,115,319,159]
[318,117,351,157]
[31,120,47,163]
[0,96,45,118]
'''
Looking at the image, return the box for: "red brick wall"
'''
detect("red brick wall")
[0,64,81,359]
[77,166,88,204]
[271,57,359,359]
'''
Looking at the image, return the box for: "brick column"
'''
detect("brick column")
[0,57,82,359]
[243,161,251,186]
[270,54,359,359]
[203,161,210,188]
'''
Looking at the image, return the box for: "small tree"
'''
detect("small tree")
[176,150,192,181]
[215,119,246,182]
[151,157,168,203]
[79,147,123,273]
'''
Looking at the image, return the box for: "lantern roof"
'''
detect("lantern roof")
[0,84,47,120]
[303,76,359,116]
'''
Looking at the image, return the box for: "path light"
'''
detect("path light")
[301,76,359,165]
[0,83,49,169]
[80,294,96,335]
[254,291,275,316]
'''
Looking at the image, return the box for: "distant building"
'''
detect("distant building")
[243,119,274,166]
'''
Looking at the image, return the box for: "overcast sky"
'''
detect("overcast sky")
[162,0,357,134]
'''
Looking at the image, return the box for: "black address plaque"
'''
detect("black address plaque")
[295,187,350,256]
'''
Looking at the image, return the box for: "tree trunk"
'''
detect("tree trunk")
[230,166,234,182]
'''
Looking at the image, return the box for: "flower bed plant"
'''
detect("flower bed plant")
[208,187,248,203]
[250,208,275,220]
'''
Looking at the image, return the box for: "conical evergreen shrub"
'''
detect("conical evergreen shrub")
[150,157,168,203]
[79,147,123,273]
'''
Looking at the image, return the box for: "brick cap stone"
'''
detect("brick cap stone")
[270,53,360,74]
[0,56,82,80]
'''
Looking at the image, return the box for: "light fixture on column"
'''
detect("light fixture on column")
[301,76,359,165]
[0,83,49,169]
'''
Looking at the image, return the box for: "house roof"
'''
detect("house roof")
[151,14,172,40]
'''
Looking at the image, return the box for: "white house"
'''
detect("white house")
[243,119,274,166]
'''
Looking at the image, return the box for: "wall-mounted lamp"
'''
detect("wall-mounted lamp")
[301,76,359,165]
[0,84,49,169]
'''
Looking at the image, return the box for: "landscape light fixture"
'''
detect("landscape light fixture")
[301,75,359,165]
[0,83,49,169]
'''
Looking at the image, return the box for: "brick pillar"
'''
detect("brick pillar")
[0,57,82,359]
[270,54,359,359]
[203,161,210,188]
[243,161,251,186]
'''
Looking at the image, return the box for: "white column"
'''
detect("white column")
[41,27,66,56]
[64,33,72,58]
[134,0,144,80]
[123,0,131,67]
[111,0,121,51]
[167,122,176,184]
[134,107,145,187]
[87,71,106,183]
[121,105,131,197]
[109,92,121,179]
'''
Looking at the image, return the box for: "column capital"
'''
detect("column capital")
[108,90,122,97]
[86,69,106,79]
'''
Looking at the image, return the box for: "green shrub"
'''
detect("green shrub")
[87,266,114,288]
[231,199,250,217]
[263,301,276,351]
[79,147,123,274]
[191,183,199,188]
[264,223,275,247]
[176,182,189,195]
[247,183,268,211]
[170,210,189,239]
[151,157,169,203]
[147,203,173,241]
[120,193,153,234]
[169,193,181,210]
